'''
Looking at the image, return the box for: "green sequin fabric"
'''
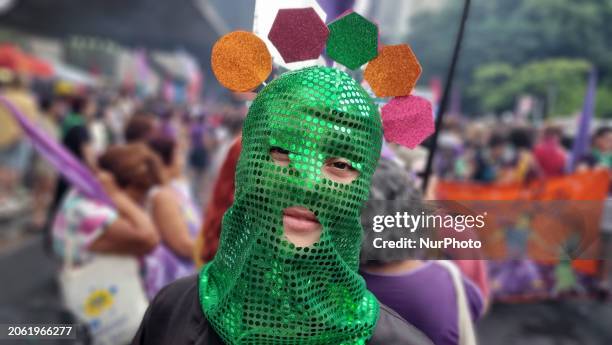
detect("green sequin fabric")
[199,66,383,345]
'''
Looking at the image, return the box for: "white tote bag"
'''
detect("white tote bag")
[437,260,478,345]
[59,235,149,345]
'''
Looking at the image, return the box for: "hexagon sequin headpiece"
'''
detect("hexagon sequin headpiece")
[210,8,434,149]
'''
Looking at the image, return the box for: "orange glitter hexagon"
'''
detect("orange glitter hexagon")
[211,31,272,92]
[364,44,422,98]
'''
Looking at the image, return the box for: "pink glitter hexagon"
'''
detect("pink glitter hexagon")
[381,95,434,149]
[268,7,329,63]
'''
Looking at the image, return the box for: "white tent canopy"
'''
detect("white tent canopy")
[46,59,99,86]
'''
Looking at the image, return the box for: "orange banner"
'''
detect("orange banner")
[436,170,610,276]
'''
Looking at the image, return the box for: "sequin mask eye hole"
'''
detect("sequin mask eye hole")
[323,157,359,184]
[269,146,290,167]
[270,146,359,184]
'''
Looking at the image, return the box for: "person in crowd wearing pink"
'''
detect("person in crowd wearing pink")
[52,144,160,265]
[144,135,201,299]
[534,125,567,178]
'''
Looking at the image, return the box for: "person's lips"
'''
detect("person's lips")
[282,206,321,233]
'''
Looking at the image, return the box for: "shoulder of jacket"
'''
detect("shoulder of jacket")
[368,304,434,345]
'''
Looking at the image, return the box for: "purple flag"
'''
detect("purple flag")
[0,95,113,205]
[568,68,597,172]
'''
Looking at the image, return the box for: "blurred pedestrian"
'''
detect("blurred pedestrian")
[435,129,467,181]
[580,126,612,169]
[60,96,96,138]
[124,112,158,143]
[534,125,567,177]
[144,135,201,298]
[31,96,66,228]
[52,143,160,266]
[0,73,38,205]
[187,115,209,204]
[198,115,242,206]
[360,159,483,345]
[51,96,97,212]
[500,127,540,183]
[89,103,111,155]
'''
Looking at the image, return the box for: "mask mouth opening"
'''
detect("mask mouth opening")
[282,206,322,247]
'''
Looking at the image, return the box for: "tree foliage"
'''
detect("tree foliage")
[470,59,591,117]
[408,0,612,117]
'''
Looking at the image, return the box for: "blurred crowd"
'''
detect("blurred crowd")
[0,69,249,293]
[0,72,244,225]
[431,117,611,185]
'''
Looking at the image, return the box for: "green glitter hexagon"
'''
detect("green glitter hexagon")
[326,12,378,70]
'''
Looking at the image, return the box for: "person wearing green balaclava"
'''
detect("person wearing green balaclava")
[132,67,433,345]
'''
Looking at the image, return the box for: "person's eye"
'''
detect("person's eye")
[270,146,290,166]
[323,158,359,184]
[331,161,354,170]
[270,147,289,155]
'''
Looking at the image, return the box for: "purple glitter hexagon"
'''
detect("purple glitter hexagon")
[268,7,329,63]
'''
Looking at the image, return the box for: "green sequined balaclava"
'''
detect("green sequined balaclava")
[199,66,383,345]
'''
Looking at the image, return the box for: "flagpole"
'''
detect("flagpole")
[422,0,471,192]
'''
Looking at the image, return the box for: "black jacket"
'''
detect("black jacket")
[132,275,433,345]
